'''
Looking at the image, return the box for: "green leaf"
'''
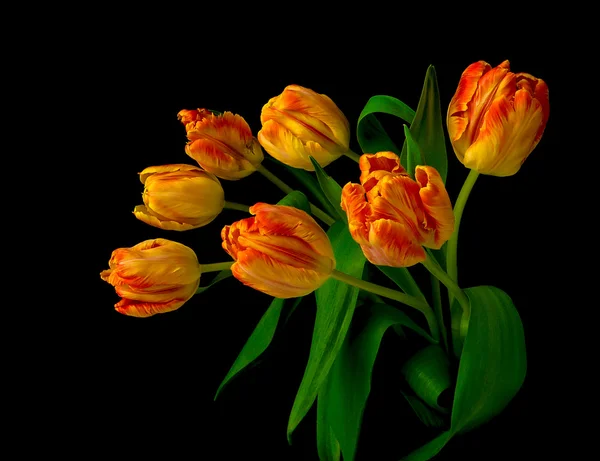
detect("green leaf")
[400,65,448,183]
[266,157,340,219]
[308,156,345,222]
[401,345,451,413]
[276,190,311,214]
[401,285,527,460]
[322,303,435,461]
[403,125,424,178]
[317,376,341,461]
[195,270,233,294]
[287,222,366,441]
[214,296,302,399]
[356,95,416,156]
[376,265,426,301]
[401,392,446,429]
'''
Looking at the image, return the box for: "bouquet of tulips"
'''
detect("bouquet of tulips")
[100,60,548,460]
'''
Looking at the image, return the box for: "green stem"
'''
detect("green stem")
[330,269,439,341]
[446,169,480,287]
[421,254,470,320]
[343,149,361,163]
[256,164,335,226]
[430,275,448,352]
[223,201,250,213]
[200,261,233,273]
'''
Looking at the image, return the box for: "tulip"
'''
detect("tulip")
[178,109,264,180]
[133,164,225,231]
[257,84,350,171]
[221,203,336,298]
[447,60,549,176]
[100,238,201,317]
[341,152,454,267]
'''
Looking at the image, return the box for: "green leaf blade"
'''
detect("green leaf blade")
[308,156,345,222]
[276,189,312,214]
[287,221,366,440]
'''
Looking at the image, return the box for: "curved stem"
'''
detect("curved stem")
[330,269,439,341]
[256,164,335,226]
[200,261,233,273]
[421,254,470,320]
[446,169,480,286]
[223,201,250,213]
[430,275,448,352]
[343,149,361,163]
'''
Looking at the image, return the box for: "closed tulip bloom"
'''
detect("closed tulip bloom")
[133,164,224,231]
[221,203,336,298]
[341,152,454,267]
[258,84,350,171]
[447,60,549,176]
[179,109,264,180]
[100,238,201,317]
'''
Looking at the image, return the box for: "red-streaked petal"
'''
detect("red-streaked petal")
[516,73,550,146]
[414,166,455,248]
[358,152,406,186]
[232,248,330,298]
[340,183,370,245]
[114,297,187,318]
[362,219,426,267]
[133,205,198,231]
[139,163,205,184]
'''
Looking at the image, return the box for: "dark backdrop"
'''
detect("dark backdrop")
[73,26,562,460]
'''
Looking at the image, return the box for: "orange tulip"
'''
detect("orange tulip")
[133,164,224,231]
[100,238,201,317]
[178,109,264,180]
[221,203,336,298]
[447,60,549,176]
[257,84,350,171]
[341,152,454,267]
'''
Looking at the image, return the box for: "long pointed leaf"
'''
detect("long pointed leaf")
[287,222,366,440]
[309,156,345,222]
[195,269,232,294]
[276,190,311,214]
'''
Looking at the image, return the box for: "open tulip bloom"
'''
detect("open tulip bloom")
[101,61,548,460]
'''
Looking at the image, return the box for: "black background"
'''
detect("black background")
[61,20,564,460]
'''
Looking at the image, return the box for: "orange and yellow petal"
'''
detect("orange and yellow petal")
[362,219,426,267]
[232,248,330,298]
[114,297,187,318]
[358,152,406,184]
[133,205,198,231]
[414,166,455,248]
[139,163,204,184]
[341,183,370,245]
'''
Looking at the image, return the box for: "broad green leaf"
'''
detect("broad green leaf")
[400,65,448,183]
[276,190,311,214]
[401,285,527,460]
[317,376,341,461]
[266,157,340,219]
[356,95,416,156]
[323,303,436,461]
[403,124,424,178]
[401,345,451,413]
[308,156,345,222]
[287,222,366,440]
[376,265,426,301]
[214,296,302,399]
[195,270,232,294]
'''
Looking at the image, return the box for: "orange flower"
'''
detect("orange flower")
[100,238,201,318]
[447,60,549,176]
[178,109,264,180]
[341,152,454,267]
[133,164,224,231]
[257,84,350,171]
[221,203,336,298]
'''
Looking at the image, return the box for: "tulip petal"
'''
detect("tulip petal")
[114,297,188,318]
[139,163,204,184]
[232,248,329,298]
[133,205,198,231]
[358,152,406,186]
[415,166,455,248]
[340,183,370,245]
[362,219,426,267]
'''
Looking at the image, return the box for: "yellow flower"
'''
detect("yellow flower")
[221,203,336,298]
[100,238,201,317]
[133,164,224,231]
[341,152,454,267]
[258,84,350,171]
[179,109,264,180]
[447,60,549,176]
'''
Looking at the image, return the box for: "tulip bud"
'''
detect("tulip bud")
[179,109,264,180]
[258,84,350,171]
[221,203,336,298]
[133,164,224,231]
[341,152,454,267]
[447,60,549,176]
[100,238,201,317]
